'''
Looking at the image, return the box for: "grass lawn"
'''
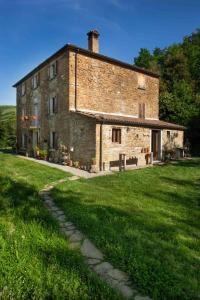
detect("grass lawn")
[52,159,200,300]
[0,153,121,300]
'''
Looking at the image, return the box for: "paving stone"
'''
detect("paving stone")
[107,268,129,283]
[49,205,59,211]
[134,296,152,300]
[81,239,103,260]
[69,230,84,242]
[60,228,75,237]
[55,210,64,216]
[68,241,81,249]
[118,284,135,299]
[93,262,113,275]
[51,211,59,218]
[64,221,73,226]
[69,176,80,181]
[87,258,102,265]
[57,215,66,222]
[59,222,76,230]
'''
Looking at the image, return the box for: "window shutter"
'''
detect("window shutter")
[55,132,58,149]
[55,61,57,76]
[55,96,58,113]
[48,66,50,79]
[49,132,52,148]
[37,73,40,86]
[118,129,121,144]
[143,103,145,118]
[47,98,50,115]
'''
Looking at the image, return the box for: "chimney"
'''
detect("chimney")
[87,29,100,53]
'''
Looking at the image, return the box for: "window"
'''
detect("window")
[48,61,57,80]
[112,128,121,144]
[138,74,146,90]
[22,133,27,148]
[21,83,26,96]
[48,96,57,115]
[50,131,57,149]
[167,131,171,140]
[32,74,39,89]
[138,103,145,118]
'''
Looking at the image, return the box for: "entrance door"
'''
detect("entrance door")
[151,130,161,161]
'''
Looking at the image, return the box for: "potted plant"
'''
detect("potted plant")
[43,149,48,161]
[74,161,79,168]
[67,159,73,167]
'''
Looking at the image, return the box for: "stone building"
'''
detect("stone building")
[14,30,185,171]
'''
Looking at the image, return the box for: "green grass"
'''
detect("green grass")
[52,159,200,300]
[0,153,121,300]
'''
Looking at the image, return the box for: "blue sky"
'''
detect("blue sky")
[0,0,200,105]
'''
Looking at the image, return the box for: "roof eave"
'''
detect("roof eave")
[13,43,159,87]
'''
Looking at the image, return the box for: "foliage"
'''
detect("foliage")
[134,29,200,154]
[53,160,200,299]
[0,106,16,148]
[0,153,120,299]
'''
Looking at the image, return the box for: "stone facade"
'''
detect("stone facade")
[14,30,184,172]
[68,50,159,119]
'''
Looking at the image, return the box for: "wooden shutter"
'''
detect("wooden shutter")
[142,103,145,118]
[139,103,142,118]
[118,129,121,144]
[47,66,50,79]
[55,61,57,76]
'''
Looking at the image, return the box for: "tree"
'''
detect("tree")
[134,28,200,154]
[134,48,152,69]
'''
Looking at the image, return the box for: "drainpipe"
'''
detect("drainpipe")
[74,49,79,111]
[100,122,103,171]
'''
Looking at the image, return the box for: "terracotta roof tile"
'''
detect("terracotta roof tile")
[74,111,186,130]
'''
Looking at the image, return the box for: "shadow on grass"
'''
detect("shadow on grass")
[51,168,200,299]
[0,175,120,300]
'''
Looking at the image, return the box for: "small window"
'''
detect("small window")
[167,131,171,140]
[48,96,57,115]
[48,61,57,80]
[112,128,121,144]
[138,74,146,90]
[21,83,26,96]
[139,103,145,118]
[50,131,57,149]
[32,74,39,89]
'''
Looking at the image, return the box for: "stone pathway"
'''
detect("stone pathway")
[16,155,111,179]
[39,179,152,300]
[16,155,153,179]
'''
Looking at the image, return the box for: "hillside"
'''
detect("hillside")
[0,105,16,147]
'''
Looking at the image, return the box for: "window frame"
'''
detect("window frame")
[48,96,57,115]
[112,128,121,144]
[32,74,39,90]
[167,130,171,141]
[48,61,57,80]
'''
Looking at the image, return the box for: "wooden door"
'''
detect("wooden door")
[151,130,161,161]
